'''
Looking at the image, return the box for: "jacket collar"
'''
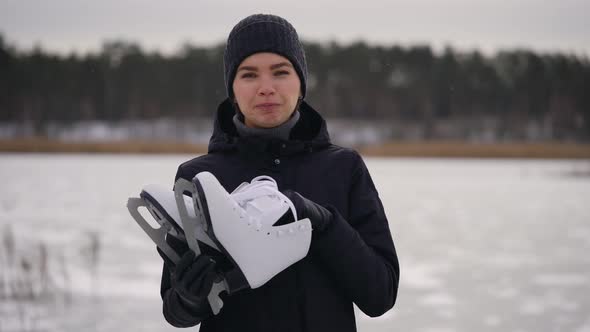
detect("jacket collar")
[208,98,331,156]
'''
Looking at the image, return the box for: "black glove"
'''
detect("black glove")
[169,250,220,306]
[283,190,333,232]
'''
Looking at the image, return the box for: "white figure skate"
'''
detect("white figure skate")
[190,172,312,289]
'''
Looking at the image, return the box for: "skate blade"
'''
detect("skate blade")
[128,192,230,315]
[142,183,220,251]
[140,190,186,240]
[173,178,231,315]
[126,197,181,264]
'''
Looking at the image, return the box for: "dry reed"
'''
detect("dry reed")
[1,138,589,159]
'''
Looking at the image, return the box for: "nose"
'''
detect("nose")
[257,75,276,96]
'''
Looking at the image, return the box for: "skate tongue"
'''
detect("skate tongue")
[230,175,298,226]
[231,181,250,194]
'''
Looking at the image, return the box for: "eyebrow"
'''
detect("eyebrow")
[270,62,293,70]
[237,62,294,72]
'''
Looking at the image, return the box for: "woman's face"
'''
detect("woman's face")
[232,52,301,128]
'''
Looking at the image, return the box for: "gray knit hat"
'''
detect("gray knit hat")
[223,14,308,100]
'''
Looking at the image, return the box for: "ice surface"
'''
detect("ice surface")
[1,154,589,332]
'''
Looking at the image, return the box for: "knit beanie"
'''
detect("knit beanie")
[223,14,308,100]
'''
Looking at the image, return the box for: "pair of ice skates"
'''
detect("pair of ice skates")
[127,172,312,314]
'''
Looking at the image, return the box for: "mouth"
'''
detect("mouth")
[255,103,281,111]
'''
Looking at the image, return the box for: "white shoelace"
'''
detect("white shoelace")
[229,176,298,231]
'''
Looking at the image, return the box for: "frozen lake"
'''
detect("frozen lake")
[1,154,589,332]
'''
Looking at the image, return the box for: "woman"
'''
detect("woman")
[159,13,399,332]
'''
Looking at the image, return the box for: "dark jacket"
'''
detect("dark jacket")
[160,99,399,332]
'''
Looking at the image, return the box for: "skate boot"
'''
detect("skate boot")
[191,171,312,289]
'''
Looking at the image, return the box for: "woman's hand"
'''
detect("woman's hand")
[171,250,220,306]
[282,189,333,232]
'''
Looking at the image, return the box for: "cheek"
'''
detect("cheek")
[288,77,302,98]
[279,79,301,100]
[233,84,255,105]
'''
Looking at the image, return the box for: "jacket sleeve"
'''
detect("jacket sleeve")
[311,152,400,317]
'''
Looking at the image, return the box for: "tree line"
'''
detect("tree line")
[1,34,588,141]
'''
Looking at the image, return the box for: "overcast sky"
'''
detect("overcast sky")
[1,0,588,56]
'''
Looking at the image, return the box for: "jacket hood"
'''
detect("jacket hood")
[208,98,331,154]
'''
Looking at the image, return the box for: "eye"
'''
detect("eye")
[274,70,290,76]
[240,72,257,79]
